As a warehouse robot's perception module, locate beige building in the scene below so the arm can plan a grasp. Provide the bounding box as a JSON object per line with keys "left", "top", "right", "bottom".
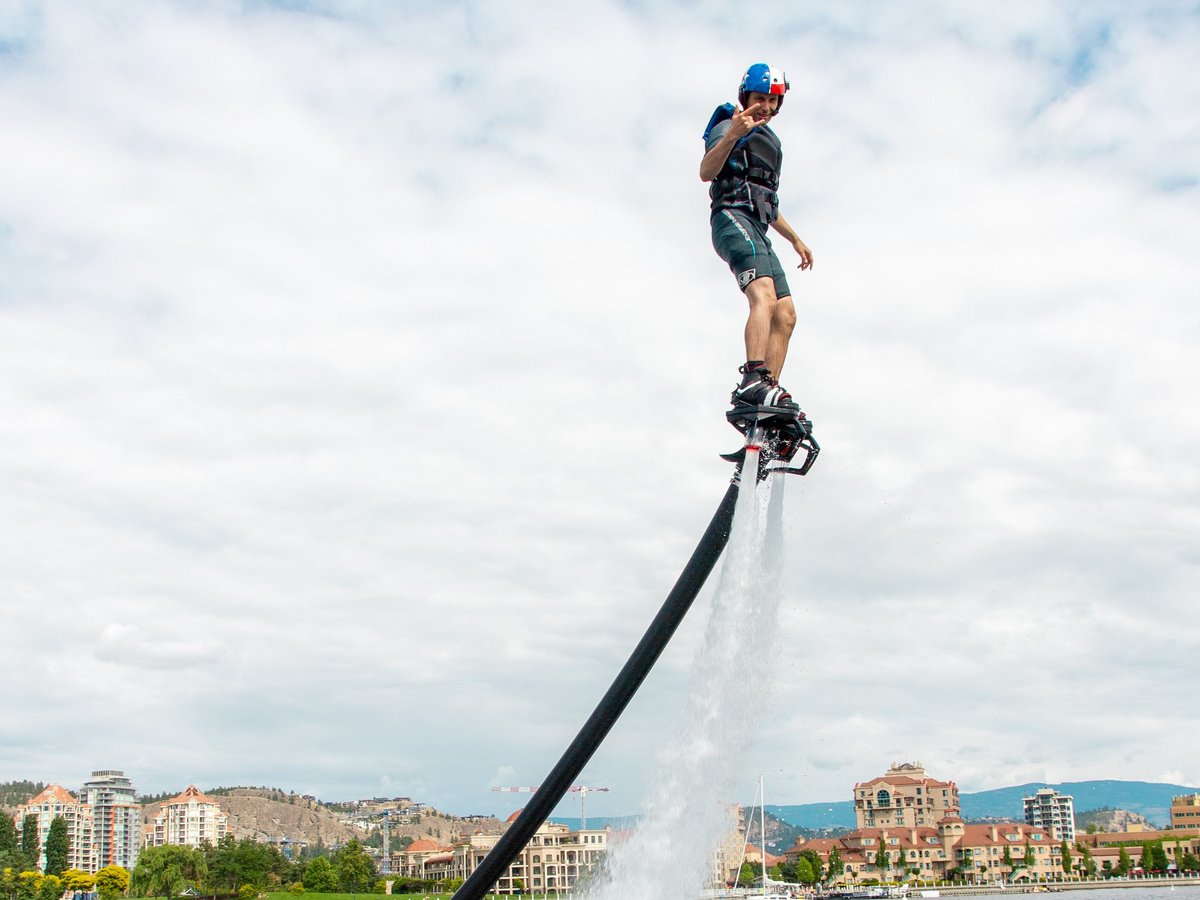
{"left": 853, "top": 762, "right": 960, "bottom": 829}
{"left": 145, "top": 785, "right": 229, "bottom": 849}
{"left": 391, "top": 813, "right": 609, "bottom": 893}
{"left": 788, "top": 819, "right": 1062, "bottom": 883}
{"left": 1171, "top": 794, "right": 1200, "bottom": 832}
{"left": 14, "top": 784, "right": 95, "bottom": 873}
{"left": 1076, "top": 828, "right": 1200, "bottom": 872}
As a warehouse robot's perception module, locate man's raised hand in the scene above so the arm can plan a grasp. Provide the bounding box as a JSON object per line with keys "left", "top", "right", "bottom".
{"left": 730, "top": 102, "right": 765, "bottom": 137}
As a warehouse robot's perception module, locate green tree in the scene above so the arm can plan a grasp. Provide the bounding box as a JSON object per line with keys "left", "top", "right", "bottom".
{"left": 95, "top": 865, "right": 130, "bottom": 900}
{"left": 1151, "top": 844, "right": 1169, "bottom": 872}
{"left": 1002, "top": 845, "right": 1013, "bottom": 877}
{"left": 43, "top": 819, "right": 68, "bottom": 877}
{"left": 827, "top": 847, "right": 844, "bottom": 881}
{"left": 16, "top": 871, "right": 41, "bottom": 900}
{"left": 301, "top": 857, "right": 337, "bottom": 893}
{"left": 799, "top": 849, "right": 823, "bottom": 883}
{"left": 1117, "top": 847, "right": 1131, "bottom": 876}
{"left": 795, "top": 858, "right": 815, "bottom": 885}
{"left": 332, "top": 840, "right": 373, "bottom": 894}
{"left": 207, "top": 833, "right": 239, "bottom": 895}
{"left": 1060, "top": 840, "right": 1072, "bottom": 875}
{"left": 1077, "top": 844, "right": 1095, "bottom": 877}
{"left": 0, "top": 816, "right": 18, "bottom": 854}
{"left": 38, "top": 875, "right": 62, "bottom": 900}
{"left": 874, "top": 845, "right": 888, "bottom": 874}
{"left": 1180, "top": 851, "right": 1200, "bottom": 873}
{"left": 737, "top": 862, "right": 761, "bottom": 888}
{"left": 61, "top": 869, "right": 96, "bottom": 892}
{"left": 1024, "top": 842, "right": 1036, "bottom": 871}
{"left": 229, "top": 839, "right": 276, "bottom": 891}
{"left": 131, "top": 845, "right": 207, "bottom": 900}
{"left": 1140, "top": 841, "right": 1155, "bottom": 872}
{"left": 19, "top": 817, "right": 38, "bottom": 869}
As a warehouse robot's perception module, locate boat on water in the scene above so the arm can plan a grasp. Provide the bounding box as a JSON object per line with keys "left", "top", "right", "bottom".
{"left": 824, "top": 887, "right": 909, "bottom": 900}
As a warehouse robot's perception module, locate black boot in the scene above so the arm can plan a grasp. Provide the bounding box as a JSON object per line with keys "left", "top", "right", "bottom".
{"left": 730, "top": 362, "right": 796, "bottom": 409}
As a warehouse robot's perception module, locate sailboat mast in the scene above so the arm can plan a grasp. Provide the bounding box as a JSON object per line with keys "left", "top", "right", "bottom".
{"left": 760, "top": 775, "right": 768, "bottom": 895}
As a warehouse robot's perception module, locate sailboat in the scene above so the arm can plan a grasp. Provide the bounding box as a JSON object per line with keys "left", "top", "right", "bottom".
{"left": 744, "top": 775, "right": 794, "bottom": 900}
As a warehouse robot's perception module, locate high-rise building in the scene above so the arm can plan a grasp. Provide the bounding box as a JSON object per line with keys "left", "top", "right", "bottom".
{"left": 853, "top": 761, "right": 960, "bottom": 829}
{"left": 1023, "top": 787, "right": 1075, "bottom": 843}
{"left": 15, "top": 784, "right": 95, "bottom": 872}
{"left": 81, "top": 770, "right": 142, "bottom": 871}
{"left": 146, "top": 785, "right": 229, "bottom": 849}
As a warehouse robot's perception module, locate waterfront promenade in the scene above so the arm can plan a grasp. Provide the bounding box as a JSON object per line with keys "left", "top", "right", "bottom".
{"left": 921, "top": 876, "right": 1200, "bottom": 895}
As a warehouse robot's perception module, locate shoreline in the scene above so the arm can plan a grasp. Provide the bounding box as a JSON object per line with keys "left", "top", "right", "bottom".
{"left": 917, "top": 878, "right": 1200, "bottom": 896}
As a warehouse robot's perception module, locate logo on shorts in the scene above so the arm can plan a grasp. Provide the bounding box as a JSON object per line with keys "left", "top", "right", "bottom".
{"left": 738, "top": 269, "right": 757, "bottom": 287}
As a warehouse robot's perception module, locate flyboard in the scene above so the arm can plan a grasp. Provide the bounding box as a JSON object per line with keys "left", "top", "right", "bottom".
{"left": 451, "top": 404, "right": 817, "bottom": 900}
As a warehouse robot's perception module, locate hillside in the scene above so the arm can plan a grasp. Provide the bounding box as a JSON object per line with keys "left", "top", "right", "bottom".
{"left": 1077, "top": 807, "right": 1154, "bottom": 833}
{"left": 143, "top": 788, "right": 501, "bottom": 847}
{"left": 772, "top": 779, "right": 1199, "bottom": 830}
{"left": 143, "top": 789, "right": 359, "bottom": 845}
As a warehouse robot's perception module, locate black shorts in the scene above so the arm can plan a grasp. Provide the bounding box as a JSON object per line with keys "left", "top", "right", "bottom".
{"left": 710, "top": 208, "right": 791, "bottom": 299}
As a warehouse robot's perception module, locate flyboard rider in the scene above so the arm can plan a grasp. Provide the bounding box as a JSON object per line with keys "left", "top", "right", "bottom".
{"left": 701, "top": 63, "right": 814, "bottom": 414}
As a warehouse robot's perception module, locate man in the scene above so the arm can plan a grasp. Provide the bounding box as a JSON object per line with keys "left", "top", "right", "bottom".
{"left": 701, "top": 63, "right": 814, "bottom": 411}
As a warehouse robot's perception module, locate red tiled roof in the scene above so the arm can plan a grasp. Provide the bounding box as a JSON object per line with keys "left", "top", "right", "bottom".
{"left": 406, "top": 839, "right": 450, "bottom": 853}
{"left": 28, "top": 785, "right": 79, "bottom": 806}
{"left": 166, "top": 785, "right": 219, "bottom": 806}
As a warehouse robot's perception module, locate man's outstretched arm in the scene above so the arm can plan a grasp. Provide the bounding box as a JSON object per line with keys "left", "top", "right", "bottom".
{"left": 770, "top": 212, "right": 814, "bottom": 270}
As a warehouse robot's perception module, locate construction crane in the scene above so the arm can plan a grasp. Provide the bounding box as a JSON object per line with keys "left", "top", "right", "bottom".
{"left": 491, "top": 785, "right": 610, "bottom": 831}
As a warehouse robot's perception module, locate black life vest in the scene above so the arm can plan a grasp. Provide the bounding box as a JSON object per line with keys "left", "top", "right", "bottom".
{"left": 704, "top": 108, "right": 782, "bottom": 225}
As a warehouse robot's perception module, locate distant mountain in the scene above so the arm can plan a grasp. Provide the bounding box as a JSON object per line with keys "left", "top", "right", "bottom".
{"left": 771, "top": 780, "right": 1200, "bottom": 830}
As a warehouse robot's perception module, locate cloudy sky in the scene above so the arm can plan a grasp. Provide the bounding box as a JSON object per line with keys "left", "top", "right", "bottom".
{"left": 2, "top": 0, "right": 1198, "bottom": 822}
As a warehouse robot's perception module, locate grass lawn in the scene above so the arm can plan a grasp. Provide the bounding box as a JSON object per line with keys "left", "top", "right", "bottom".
{"left": 261, "top": 894, "right": 509, "bottom": 900}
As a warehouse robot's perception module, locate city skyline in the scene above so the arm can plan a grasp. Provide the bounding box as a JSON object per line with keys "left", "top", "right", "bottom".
{"left": 8, "top": 770, "right": 1197, "bottom": 825}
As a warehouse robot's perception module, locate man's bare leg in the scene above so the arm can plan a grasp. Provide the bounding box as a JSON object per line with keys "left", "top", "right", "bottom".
{"left": 765, "top": 294, "right": 797, "bottom": 379}
{"left": 743, "top": 277, "right": 778, "bottom": 363}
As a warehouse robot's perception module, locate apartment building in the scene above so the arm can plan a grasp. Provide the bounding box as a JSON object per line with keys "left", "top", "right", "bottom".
{"left": 854, "top": 762, "right": 960, "bottom": 829}
{"left": 1171, "top": 794, "right": 1200, "bottom": 832}
{"left": 392, "top": 815, "right": 609, "bottom": 893}
{"left": 81, "top": 770, "right": 141, "bottom": 871}
{"left": 1023, "top": 788, "right": 1076, "bottom": 843}
{"left": 14, "top": 784, "right": 95, "bottom": 872}
{"left": 788, "top": 819, "right": 1061, "bottom": 883}
{"left": 145, "top": 785, "right": 229, "bottom": 849}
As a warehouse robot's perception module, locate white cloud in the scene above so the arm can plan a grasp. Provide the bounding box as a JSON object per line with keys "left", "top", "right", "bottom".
{"left": 1, "top": 0, "right": 1197, "bottom": 819}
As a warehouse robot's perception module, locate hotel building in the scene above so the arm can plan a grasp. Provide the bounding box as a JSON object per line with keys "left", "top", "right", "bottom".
{"left": 791, "top": 763, "right": 1068, "bottom": 884}
{"left": 145, "top": 785, "right": 229, "bottom": 849}
{"left": 391, "top": 815, "right": 609, "bottom": 893}
{"left": 854, "top": 762, "right": 960, "bottom": 829}
{"left": 14, "top": 785, "right": 95, "bottom": 872}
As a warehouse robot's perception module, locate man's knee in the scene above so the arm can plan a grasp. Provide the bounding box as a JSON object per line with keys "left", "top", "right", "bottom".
{"left": 745, "top": 277, "right": 778, "bottom": 308}
{"left": 773, "top": 296, "right": 797, "bottom": 332}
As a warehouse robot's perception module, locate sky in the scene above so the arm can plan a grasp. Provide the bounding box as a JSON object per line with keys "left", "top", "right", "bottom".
{"left": 2, "top": 0, "right": 1198, "bottom": 823}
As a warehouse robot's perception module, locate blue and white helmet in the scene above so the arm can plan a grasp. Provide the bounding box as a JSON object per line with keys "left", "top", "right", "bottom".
{"left": 738, "top": 62, "right": 789, "bottom": 111}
